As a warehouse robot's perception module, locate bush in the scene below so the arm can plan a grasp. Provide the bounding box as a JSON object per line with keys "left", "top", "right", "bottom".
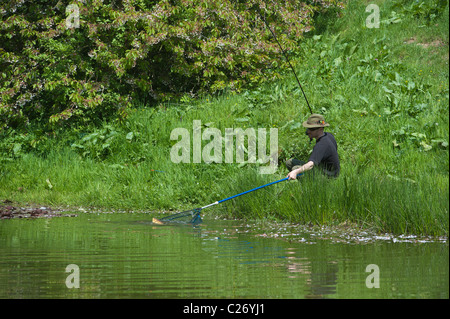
{"left": 0, "top": 0, "right": 344, "bottom": 131}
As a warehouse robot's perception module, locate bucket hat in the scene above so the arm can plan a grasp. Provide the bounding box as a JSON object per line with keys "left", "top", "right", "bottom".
{"left": 302, "top": 114, "right": 330, "bottom": 128}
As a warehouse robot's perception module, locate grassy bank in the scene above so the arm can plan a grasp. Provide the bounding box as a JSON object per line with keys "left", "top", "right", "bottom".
{"left": 1, "top": 0, "right": 448, "bottom": 236}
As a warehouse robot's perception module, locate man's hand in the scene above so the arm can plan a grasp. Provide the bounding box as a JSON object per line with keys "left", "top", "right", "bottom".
{"left": 287, "top": 161, "right": 314, "bottom": 180}
{"left": 287, "top": 169, "right": 300, "bottom": 180}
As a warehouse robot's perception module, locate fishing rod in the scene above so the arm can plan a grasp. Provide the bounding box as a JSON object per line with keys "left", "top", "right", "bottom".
{"left": 257, "top": 8, "right": 313, "bottom": 115}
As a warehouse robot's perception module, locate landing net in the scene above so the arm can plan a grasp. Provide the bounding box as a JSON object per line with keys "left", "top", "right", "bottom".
{"left": 155, "top": 208, "right": 202, "bottom": 224}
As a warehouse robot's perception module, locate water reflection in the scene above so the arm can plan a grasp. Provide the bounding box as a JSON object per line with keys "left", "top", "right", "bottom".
{"left": 284, "top": 248, "right": 338, "bottom": 298}
{"left": 0, "top": 213, "right": 448, "bottom": 299}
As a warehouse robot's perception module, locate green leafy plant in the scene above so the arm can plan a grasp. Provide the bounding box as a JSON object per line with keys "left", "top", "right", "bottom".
{"left": 71, "top": 125, "right": 119, "bottom": 160}
{"left": 394, "top": 0, "right": 448, "bottom": 23}
{"left": 0, "top": 0, "right": 343, "bottom": 131}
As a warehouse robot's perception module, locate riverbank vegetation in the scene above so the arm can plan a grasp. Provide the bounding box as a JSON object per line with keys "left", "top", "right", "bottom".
{"left": 1, "top": 0, "right": 448, "bottom": 236}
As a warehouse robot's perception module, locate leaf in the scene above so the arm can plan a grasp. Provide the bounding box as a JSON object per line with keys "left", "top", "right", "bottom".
{"left": 431, "top": 139, "right": 449, "bottom": 149}
{"left": 410, "top": 132, "right": 426, "bottom": 139}
{"left": 333, "top": 56, "right": 343, "bottom": 67}
{"left": 348, "top": 44, "right": 358, "bottom": 55}
{"left": 289, "top": 122, "right": 302, "bottom": 130}
{"left": 13, "top": 143, "right": 22, "bottom": 155}
{"left": 46, "top": 178, "right": 53, "bottom": 190}
{"left": 352, "top": 108, "right": 368, "bottom": 115}
{"left": 237, "top": 162, "right": 247, "bottom": 168}
{"left": 109, "top": 164, "right": 125, "bottom": 169}
{"left": 70, "top": 143, "right": 85, "bottom": 149}
{"left": 334, "top": 95, "right": 346, "bottom": 103}
{"left": 82, "top": 132, "right": 99, "bottom": 142}
{"left": 374, "top": 71, "right": 382, "bottom": 82}
{"left": 393, "top": 72, "right": 403, "bottom": 85}
{"left": 392, "top": 140, "right": 400, "bottom": 148}
{"left": 387, "top": 174, "right": 416, "bottom": 183}
{"left": 359, "top": 95, "right": 369, "bottom": 104}
{"left": 420, "top": 141, "right": 432, "bottom": 151}
{"left": 232, "top": 107, "right": 249, "bottom": 117}
{"left": 386, "top": 174, "right": 401, "bottom": 181}
{"left": 126, "top": 132, "right": 134, "bottom": 141}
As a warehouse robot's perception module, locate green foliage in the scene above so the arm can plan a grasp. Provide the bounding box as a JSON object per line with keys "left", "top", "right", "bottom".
{"left": 0, "top": 0, "right": 448, "bottom": 236}
{"left": 0, "top": 129, "right": 49, "bottom": 162}
{"left": 0, "top": 0, "right": 343, "bottom": 131}
{"left": 393, "top": 0, "right": 448, "bottom": 23}
{"left": 71, "top": 125, "right": 120, "bottom": 160}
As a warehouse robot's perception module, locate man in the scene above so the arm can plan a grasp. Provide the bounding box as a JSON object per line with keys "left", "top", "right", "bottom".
{"left": 286, "top": 114, "right": 340, "bottom": 179}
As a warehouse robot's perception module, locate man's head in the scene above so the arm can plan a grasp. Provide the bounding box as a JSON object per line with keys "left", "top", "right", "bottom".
{"left": 302, "top": 114, "right": 329, "bottom": 140}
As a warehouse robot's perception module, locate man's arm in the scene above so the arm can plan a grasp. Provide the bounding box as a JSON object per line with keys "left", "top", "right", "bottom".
{"left": 287, "top": 160, "right": 314, "bottom": 180}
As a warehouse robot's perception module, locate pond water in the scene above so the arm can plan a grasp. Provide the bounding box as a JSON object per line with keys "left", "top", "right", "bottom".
{"left": 0, "top": 212, "right": 448, "bottom": 299}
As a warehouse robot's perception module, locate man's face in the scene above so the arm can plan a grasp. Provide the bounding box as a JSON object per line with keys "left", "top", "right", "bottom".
{"left": 306, "top": 127, "right": 322, "bottom": 140}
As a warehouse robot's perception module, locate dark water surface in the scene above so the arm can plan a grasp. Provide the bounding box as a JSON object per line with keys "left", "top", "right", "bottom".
{"left": 0, "top": 212, "right": 448, "bottom": 298}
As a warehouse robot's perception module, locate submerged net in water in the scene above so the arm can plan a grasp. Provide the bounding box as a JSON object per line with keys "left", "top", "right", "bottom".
{"left": 152, "top": 208, "right": 202, "bottom": 225}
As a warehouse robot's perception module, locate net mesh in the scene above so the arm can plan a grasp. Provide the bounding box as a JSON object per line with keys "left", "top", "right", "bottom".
{"left": 156, "top": 208, "right": 202, "bottom": 224}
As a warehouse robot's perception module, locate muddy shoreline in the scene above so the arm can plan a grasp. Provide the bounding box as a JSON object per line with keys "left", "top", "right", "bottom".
{"left": 1, "top": 199, "right": 448, "bottom": 243}
{"left": 1, "top": 200, "right": 77, "bottom": 219}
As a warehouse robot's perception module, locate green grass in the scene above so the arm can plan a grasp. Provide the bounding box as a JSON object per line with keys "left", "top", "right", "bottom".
{"left": 0, "top": 0, "right": 448, "bottom": 236}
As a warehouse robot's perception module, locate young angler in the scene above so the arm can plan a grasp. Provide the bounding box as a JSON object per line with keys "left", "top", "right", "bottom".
{"left": 286, "top": 114, "right": 340, "bottom": 179}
